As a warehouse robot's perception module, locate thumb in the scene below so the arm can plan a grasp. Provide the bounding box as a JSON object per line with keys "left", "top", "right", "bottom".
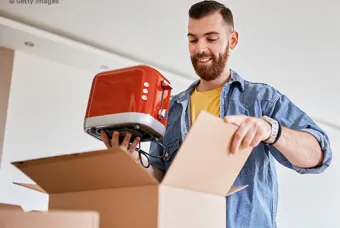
{"left": 223, "top": 115, "right": 245, "bottom": 126}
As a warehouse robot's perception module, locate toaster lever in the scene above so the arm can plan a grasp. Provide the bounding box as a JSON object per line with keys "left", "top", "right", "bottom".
{"left": 159, "top": 109, "right": 167, "bottom": 119}
{"left": 158, "top": 80, "right": 172, "bottom": 120}
{"left": 161, "top": 80, "right": 172, "bottom": 90}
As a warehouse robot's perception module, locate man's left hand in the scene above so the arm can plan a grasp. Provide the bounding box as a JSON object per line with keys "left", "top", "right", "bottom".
{"left": 224, "top": 115, "right": 272, "bottom": 154}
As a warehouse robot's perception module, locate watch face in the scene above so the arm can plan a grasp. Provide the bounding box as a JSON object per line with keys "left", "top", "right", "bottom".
{"left": 262, "top": 116, "right": 273, "bottom": 124}
{"left": 264, "top": 116, "right": 277, "bottom": 125}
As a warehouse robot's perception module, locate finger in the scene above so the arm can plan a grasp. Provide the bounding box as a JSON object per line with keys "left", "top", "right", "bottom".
{"left": 224, "top": 115, "right": 246, "bottom": 126}
{"left": 250, "top": 131, "right": 263, "bottom": 148}
{"left": 100, "top": 130, "right": 111, "bottom": 148}
{"left": 111, "top": 131, "right": 119, "bottom": 147}
{"left": 231, "top": 121, "right": 252, "bottom": 154}
{"left": 129, "top": 137, "right": 141, "bottom": 162}
{"left": 120, "top": 132, "right": 132, "bottom": 150}
{"left": 129, "top": 137, "right": 141, "bottom": 153}
{"left": 130, "top": 148, "right": 141, "bottom": 162}
{"left": 242, "top": 125, "right": 256, "bottom": 148}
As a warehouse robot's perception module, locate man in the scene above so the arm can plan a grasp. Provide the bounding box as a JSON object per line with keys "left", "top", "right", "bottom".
{"left": 101, "top": 1, "right": 332, "bottom": 227}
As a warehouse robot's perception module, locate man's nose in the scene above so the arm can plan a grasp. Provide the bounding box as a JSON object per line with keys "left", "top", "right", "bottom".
{"left": 195, "top": 40, "right": 208, "bottom": 53}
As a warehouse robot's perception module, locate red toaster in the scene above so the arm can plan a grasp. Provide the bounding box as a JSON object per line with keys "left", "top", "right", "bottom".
{"left": 84, "top": 65, "right": 173, "bottom": 145}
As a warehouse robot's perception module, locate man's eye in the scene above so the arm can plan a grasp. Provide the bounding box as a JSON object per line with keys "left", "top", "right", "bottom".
{"left": 189, "top": 40, "right": 198, "bottom": 43}
{"left": 208, "top": 38, "right": 217, "bottom": 42}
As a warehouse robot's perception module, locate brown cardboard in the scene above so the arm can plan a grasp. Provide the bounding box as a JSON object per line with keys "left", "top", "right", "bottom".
{"left": 0, "top": 203, "right": 22, "bottom": 210}
{"left": 13, "top": 182, "right": 47, "bottom": 193}
{"left": 0, "top": 47, "right": 14, "bottom": 168}
{"left": 0, "top": 209, "right": 100, "bottom": 228}
{"left": 12, "top": 148, "right": 157, "bottom": 194}
{"left": 12, "top": 111, "right": 253, "bottom": 228}
{"left": 162, "top": 111, "right": 250, "bottom": 196}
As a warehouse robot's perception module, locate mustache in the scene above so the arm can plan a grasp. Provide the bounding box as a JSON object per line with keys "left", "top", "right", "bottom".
{"left": 194, "top": 53, "right": 212, "bottom": 59}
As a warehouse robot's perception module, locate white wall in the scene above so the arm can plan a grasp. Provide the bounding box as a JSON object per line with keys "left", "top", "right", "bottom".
{"left": 0, "top": 51, "right": 103, "bottom": 211}
{"left": 0, "top": 51, "right": 339, "bottom": 227}
{"left": 0, "top": 50, "right": 191, "bottom": 211}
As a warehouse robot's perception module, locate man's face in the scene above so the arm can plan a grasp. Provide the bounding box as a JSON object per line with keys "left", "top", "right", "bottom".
{"left": 188, "top": 12, "right": 232, "bottom": 81}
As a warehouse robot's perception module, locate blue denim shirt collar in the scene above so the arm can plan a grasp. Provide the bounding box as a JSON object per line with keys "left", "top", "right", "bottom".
{"left": 171, "top": 69, "right": 245, "bottom": 103}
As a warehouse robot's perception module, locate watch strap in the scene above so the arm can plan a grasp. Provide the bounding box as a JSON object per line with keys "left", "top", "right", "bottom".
{"left": 270, "top": 121, "right": 282, "bottom": 145}
{"left": 261, "top": 116, "right": 279, "bottom": 144}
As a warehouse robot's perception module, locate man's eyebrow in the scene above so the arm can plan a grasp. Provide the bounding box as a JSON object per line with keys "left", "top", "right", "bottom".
{"left": 204, "top": 31, "right": 220, "bottom": 36}
{"left": 187, "top": 31, "right": 220, "bottom": 37}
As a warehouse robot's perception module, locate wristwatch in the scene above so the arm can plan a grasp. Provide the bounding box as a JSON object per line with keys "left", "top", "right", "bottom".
{"left": 261, "top": 116, "right": 280, "bottom": 144}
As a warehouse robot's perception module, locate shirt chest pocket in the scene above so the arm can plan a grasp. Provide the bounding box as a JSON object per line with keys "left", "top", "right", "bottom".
{"left": 237, "top": 146, "right": 268, "bottom": 178}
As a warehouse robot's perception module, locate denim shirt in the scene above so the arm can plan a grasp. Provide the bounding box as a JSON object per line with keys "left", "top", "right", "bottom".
{"left": 149, "top": 69, "right": 332, "bottom": 228}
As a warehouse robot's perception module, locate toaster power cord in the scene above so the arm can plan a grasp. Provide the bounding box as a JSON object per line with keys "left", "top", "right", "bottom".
{"left": 135, "top": 140, "right": 166, "bottom": 168}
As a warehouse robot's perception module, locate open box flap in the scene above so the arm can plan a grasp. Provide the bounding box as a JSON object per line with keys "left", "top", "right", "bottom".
{"left": 162, "top": 111, "right": 252, "bottom": 196}
{"left": 13, "top": 182, "right": 47, "bottom": 194}
{"left": 227, "top": 185, "right": 248, "bottom": 196}
{"left": 11, "top": 147, "right": 158, "bottom": 194}
{"left": 0, "top": 203, "right": 23, "bottom": 210}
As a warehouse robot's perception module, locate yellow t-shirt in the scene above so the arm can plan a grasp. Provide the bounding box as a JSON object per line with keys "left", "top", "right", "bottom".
{"left": 190, "top": 86, "right": 223, "bottom": 124}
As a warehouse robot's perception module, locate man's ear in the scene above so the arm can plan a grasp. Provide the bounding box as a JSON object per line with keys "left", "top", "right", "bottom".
{"left": 229, "top": 30, "right": 239, "bottom": 50}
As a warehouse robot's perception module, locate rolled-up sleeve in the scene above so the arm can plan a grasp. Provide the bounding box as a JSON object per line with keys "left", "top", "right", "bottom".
{"left": 265, "top": 89, "right": 332, "bottom": 174}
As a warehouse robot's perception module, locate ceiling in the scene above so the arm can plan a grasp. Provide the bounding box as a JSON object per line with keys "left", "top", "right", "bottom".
{"left": 0, "top": 0, "right": 339, "bottom": 128}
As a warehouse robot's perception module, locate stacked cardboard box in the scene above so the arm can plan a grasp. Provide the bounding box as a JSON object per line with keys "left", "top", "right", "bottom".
{"left": 0, "top": 206, "right": 99, "bottom": 228}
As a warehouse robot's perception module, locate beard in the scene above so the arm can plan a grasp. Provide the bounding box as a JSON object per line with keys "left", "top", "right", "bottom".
{"left": 190, "top": 44, "right": 230, "bottom": 81}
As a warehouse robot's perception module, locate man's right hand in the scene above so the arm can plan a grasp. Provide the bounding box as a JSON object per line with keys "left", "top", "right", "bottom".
{"left": 100, "top": 130, "right": 165, "bottom": 182}
{"left": 100, "top": 130, "right": 141, "bottom": 162}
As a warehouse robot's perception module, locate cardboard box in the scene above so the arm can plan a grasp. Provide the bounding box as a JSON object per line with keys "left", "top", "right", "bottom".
{"left": 0, "top": 209, "right": 100, "bottom": 228}
{"left": 12, "top": 111, "right": 252, "bottom": 228}
{"left": 0, "top": 203, "right": 22, "bottom": 210}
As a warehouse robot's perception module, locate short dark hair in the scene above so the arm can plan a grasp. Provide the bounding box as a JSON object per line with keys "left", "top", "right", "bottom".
{"left": 188, "top": 1, "right": 234, "bottom": 31}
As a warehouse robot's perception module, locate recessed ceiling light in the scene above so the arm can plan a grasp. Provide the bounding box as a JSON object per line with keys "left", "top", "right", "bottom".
{"left": 100, "top": 65, "right": 109, "bottom": 70}
{"left": 24, "top": 41, "right": 34, "bottom": 47}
